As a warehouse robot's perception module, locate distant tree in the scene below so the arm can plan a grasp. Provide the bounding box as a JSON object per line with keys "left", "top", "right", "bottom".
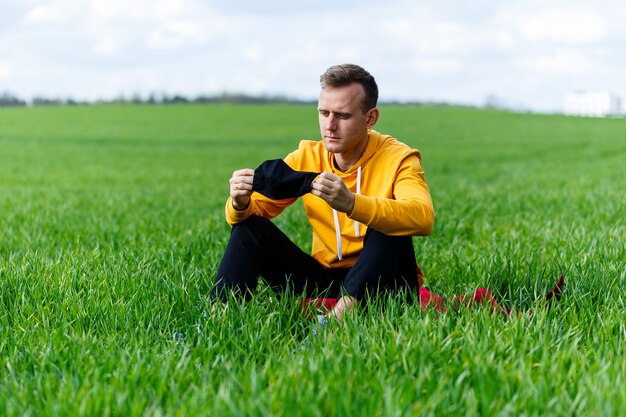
{"left": 64, "top": 98, "right": 88, "bottom": 106}
{"left": 0, "top": 91, "right": 26, "bottom": 107}
{"left": 32, "top": 97, "right": 63, "bottom": 106}
{"left": 162, "top": 94, "right": 189, "bottom": 104}
{"left": 131, "top": 92, "right": 143, "bottom": 104}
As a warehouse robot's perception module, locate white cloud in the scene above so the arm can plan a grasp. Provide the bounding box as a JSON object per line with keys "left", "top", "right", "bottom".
{"left": 148, "top": 19, "right": 210, "bottom": 50}
{"left": 518, "top": 8, "right": 607, "bottom": 44}
{"left": 519, "top": 49, "right": 595, "bottom": 76}
{"left": 86, "top": 0, "right": 186, "bottom": 21}
{"left": 232, "top": 72, "right": 269, "bottom": 94}
{"left": 103, "top": 68, "right": 163, "bottom": 93}
{"left": 22, "top": 4, "right": 63, "bottom": 24}
{"left": 411, "top": 58, "right": 459, "bottom": 75}
{"left": 0, "top": 62, "right": 12, "bottom": 80}
{"left": 243, "top": 46, "right": 263, "bottom": 62}
{"left": 494, "top": 31, "right": 514, "bottom": 49}
{"left": 92, "top": 35, "right": 123, "bottom": 56}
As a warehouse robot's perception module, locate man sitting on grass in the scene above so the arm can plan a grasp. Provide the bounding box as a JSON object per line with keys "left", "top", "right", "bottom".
{"left": 211, "top": 64, "right": 435, "bottom": 320}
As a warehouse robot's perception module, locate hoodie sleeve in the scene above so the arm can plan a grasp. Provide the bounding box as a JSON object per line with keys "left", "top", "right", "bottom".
{"left": 224, "top": 194, "right": 297, "bottom": 226}
{"left": 348, "top": 153, "right": 434, "bottom": 236}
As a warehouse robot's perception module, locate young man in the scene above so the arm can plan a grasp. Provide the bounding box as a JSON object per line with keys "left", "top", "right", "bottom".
{"left": 212, "top": 64, "right": 434, "bottom": 320}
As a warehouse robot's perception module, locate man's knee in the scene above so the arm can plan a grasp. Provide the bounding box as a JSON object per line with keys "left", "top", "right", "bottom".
{"left": 229, "top": 215, "right": 275, "bottom": 241}
{"left": 355, "top": 228, "right": 418, "bottom": 284}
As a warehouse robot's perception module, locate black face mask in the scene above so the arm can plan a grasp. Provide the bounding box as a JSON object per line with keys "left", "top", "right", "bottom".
{"left": 252, "top": 159, "right": 319, "bottom": 199}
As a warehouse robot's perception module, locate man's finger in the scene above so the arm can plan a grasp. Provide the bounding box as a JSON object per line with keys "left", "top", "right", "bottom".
{"left": 231, "top": 177, "right": 253, "bottom": 185}
{"left": 312, "top": 176, "right": 337, "bottom": 190}
{"left": 311, "top": 180, "right": 333, "bottom": 196}
{"left": 233, "top": 168, "right": 254, "bottom": 177}
{"left": 231, "top": 181, "right": 253, "bottom": 191}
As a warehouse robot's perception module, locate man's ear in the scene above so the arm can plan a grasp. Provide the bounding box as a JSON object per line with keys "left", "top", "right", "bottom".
{"left": 365, "top": 108, "right": 379, "bottom": 128}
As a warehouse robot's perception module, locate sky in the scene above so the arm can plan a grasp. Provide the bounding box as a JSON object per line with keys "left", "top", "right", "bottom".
{"left": 1, "top": 0, "right": 625, "bottom": 112}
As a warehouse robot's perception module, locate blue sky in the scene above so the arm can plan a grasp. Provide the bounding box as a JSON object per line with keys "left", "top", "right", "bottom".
{"left": 1, "top": 0, "right": 625, "bottom": 111}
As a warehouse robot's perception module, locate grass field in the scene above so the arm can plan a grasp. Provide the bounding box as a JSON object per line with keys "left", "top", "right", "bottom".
{"left": 0, "top": 104, "right": 624, "bottom": 416}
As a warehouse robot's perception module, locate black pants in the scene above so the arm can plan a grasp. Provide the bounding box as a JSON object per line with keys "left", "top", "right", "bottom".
{"left": 211, "top": 215, "right": 419, "bottom": 302}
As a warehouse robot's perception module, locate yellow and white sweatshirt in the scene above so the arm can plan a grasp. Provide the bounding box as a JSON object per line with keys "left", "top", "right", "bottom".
{"left": 225, "top": 129, "right": 434, "bottom": 272}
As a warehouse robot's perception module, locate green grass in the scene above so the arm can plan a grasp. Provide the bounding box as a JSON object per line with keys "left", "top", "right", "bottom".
{"left": 0, "top": 104, "right": 624, "bottom": 416}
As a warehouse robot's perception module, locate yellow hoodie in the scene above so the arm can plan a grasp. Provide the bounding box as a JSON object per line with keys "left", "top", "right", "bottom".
{"left": 225, "top": 129, "right": 434, "bottom": 273}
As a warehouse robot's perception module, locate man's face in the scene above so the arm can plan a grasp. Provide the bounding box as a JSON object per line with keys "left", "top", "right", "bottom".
{"left": 318, "top": 83, "right": 374, "bottom": 158}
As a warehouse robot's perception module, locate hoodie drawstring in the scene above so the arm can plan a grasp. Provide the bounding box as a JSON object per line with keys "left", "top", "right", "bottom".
{"left": 354, "top": 166, "right": 361, "bottom": 237}
{"left": 333, "top": 165, "right": 362, "bottom": 261}
{"left": 332, "top": 209, "right": 342, "bottom": 261}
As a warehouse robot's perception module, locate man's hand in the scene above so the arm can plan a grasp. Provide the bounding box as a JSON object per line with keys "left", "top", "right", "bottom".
{"left": 229, "top": 168, "right": 254, "bottom": 210}
{"left": 310, "top": 172, "right": 355, "bottom": 213}
{"left": 330, "top": 295, "right": 357, "bottom": 321}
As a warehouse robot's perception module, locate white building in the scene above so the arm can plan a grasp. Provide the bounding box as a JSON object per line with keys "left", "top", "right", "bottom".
{"left": 563, "top": 91, "right": 622, "bottom": 117}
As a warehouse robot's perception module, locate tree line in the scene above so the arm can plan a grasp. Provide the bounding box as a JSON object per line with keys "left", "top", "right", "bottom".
{"left": 0, "top": 90, "right": 476, "bottom": 110}
{"left": 0, "top": 91, "right": 317, "bottom": 107}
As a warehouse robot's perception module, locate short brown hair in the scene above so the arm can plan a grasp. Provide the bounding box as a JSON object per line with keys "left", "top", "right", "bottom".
{"left": 320, "top": 64, "right": 378, "bottom": 113}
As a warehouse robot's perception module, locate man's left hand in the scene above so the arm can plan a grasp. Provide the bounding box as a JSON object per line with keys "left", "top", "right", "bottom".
{"left": 311, "top": 172, "right": 355, "bottom": 213}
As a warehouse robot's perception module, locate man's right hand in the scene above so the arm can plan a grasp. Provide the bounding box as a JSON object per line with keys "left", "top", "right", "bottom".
{"left": 229, "top": 168, "right": 254, "bottom": 210}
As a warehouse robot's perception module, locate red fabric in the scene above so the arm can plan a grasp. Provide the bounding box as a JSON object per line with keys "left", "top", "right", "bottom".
{"left": 545, "top": 275, "right": 565, "bottom": 302}
{"left": 301, "top": 297, "right": 337, "bottom": 317}
{"left": 451, "top": 288, "right": 511, "bottom": 317}
{"left": 419, "top": 287, "right": 447, "bottom": 313}
{"left": 302, "top": 275, "right": 564, "bottom": 317}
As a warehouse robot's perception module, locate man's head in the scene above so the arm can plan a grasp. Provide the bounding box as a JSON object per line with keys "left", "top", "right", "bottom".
{"left": 318, "top": 64, "right": 379, "bottom": 170}
{"left": 320, "top": 64, "right": 378, "bottom": 114}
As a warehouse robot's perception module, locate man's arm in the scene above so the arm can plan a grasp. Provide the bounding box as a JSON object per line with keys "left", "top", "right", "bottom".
{"left": 310, "top": 154, "right": 434, "bottom": 235}
{"left": 349, "top": 154, "right": 434, "bottom": 236}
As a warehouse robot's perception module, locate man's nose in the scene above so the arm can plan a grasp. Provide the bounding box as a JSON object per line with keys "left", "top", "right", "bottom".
{"left": 326, "top": 115, "right": 337, "bottom": 130}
